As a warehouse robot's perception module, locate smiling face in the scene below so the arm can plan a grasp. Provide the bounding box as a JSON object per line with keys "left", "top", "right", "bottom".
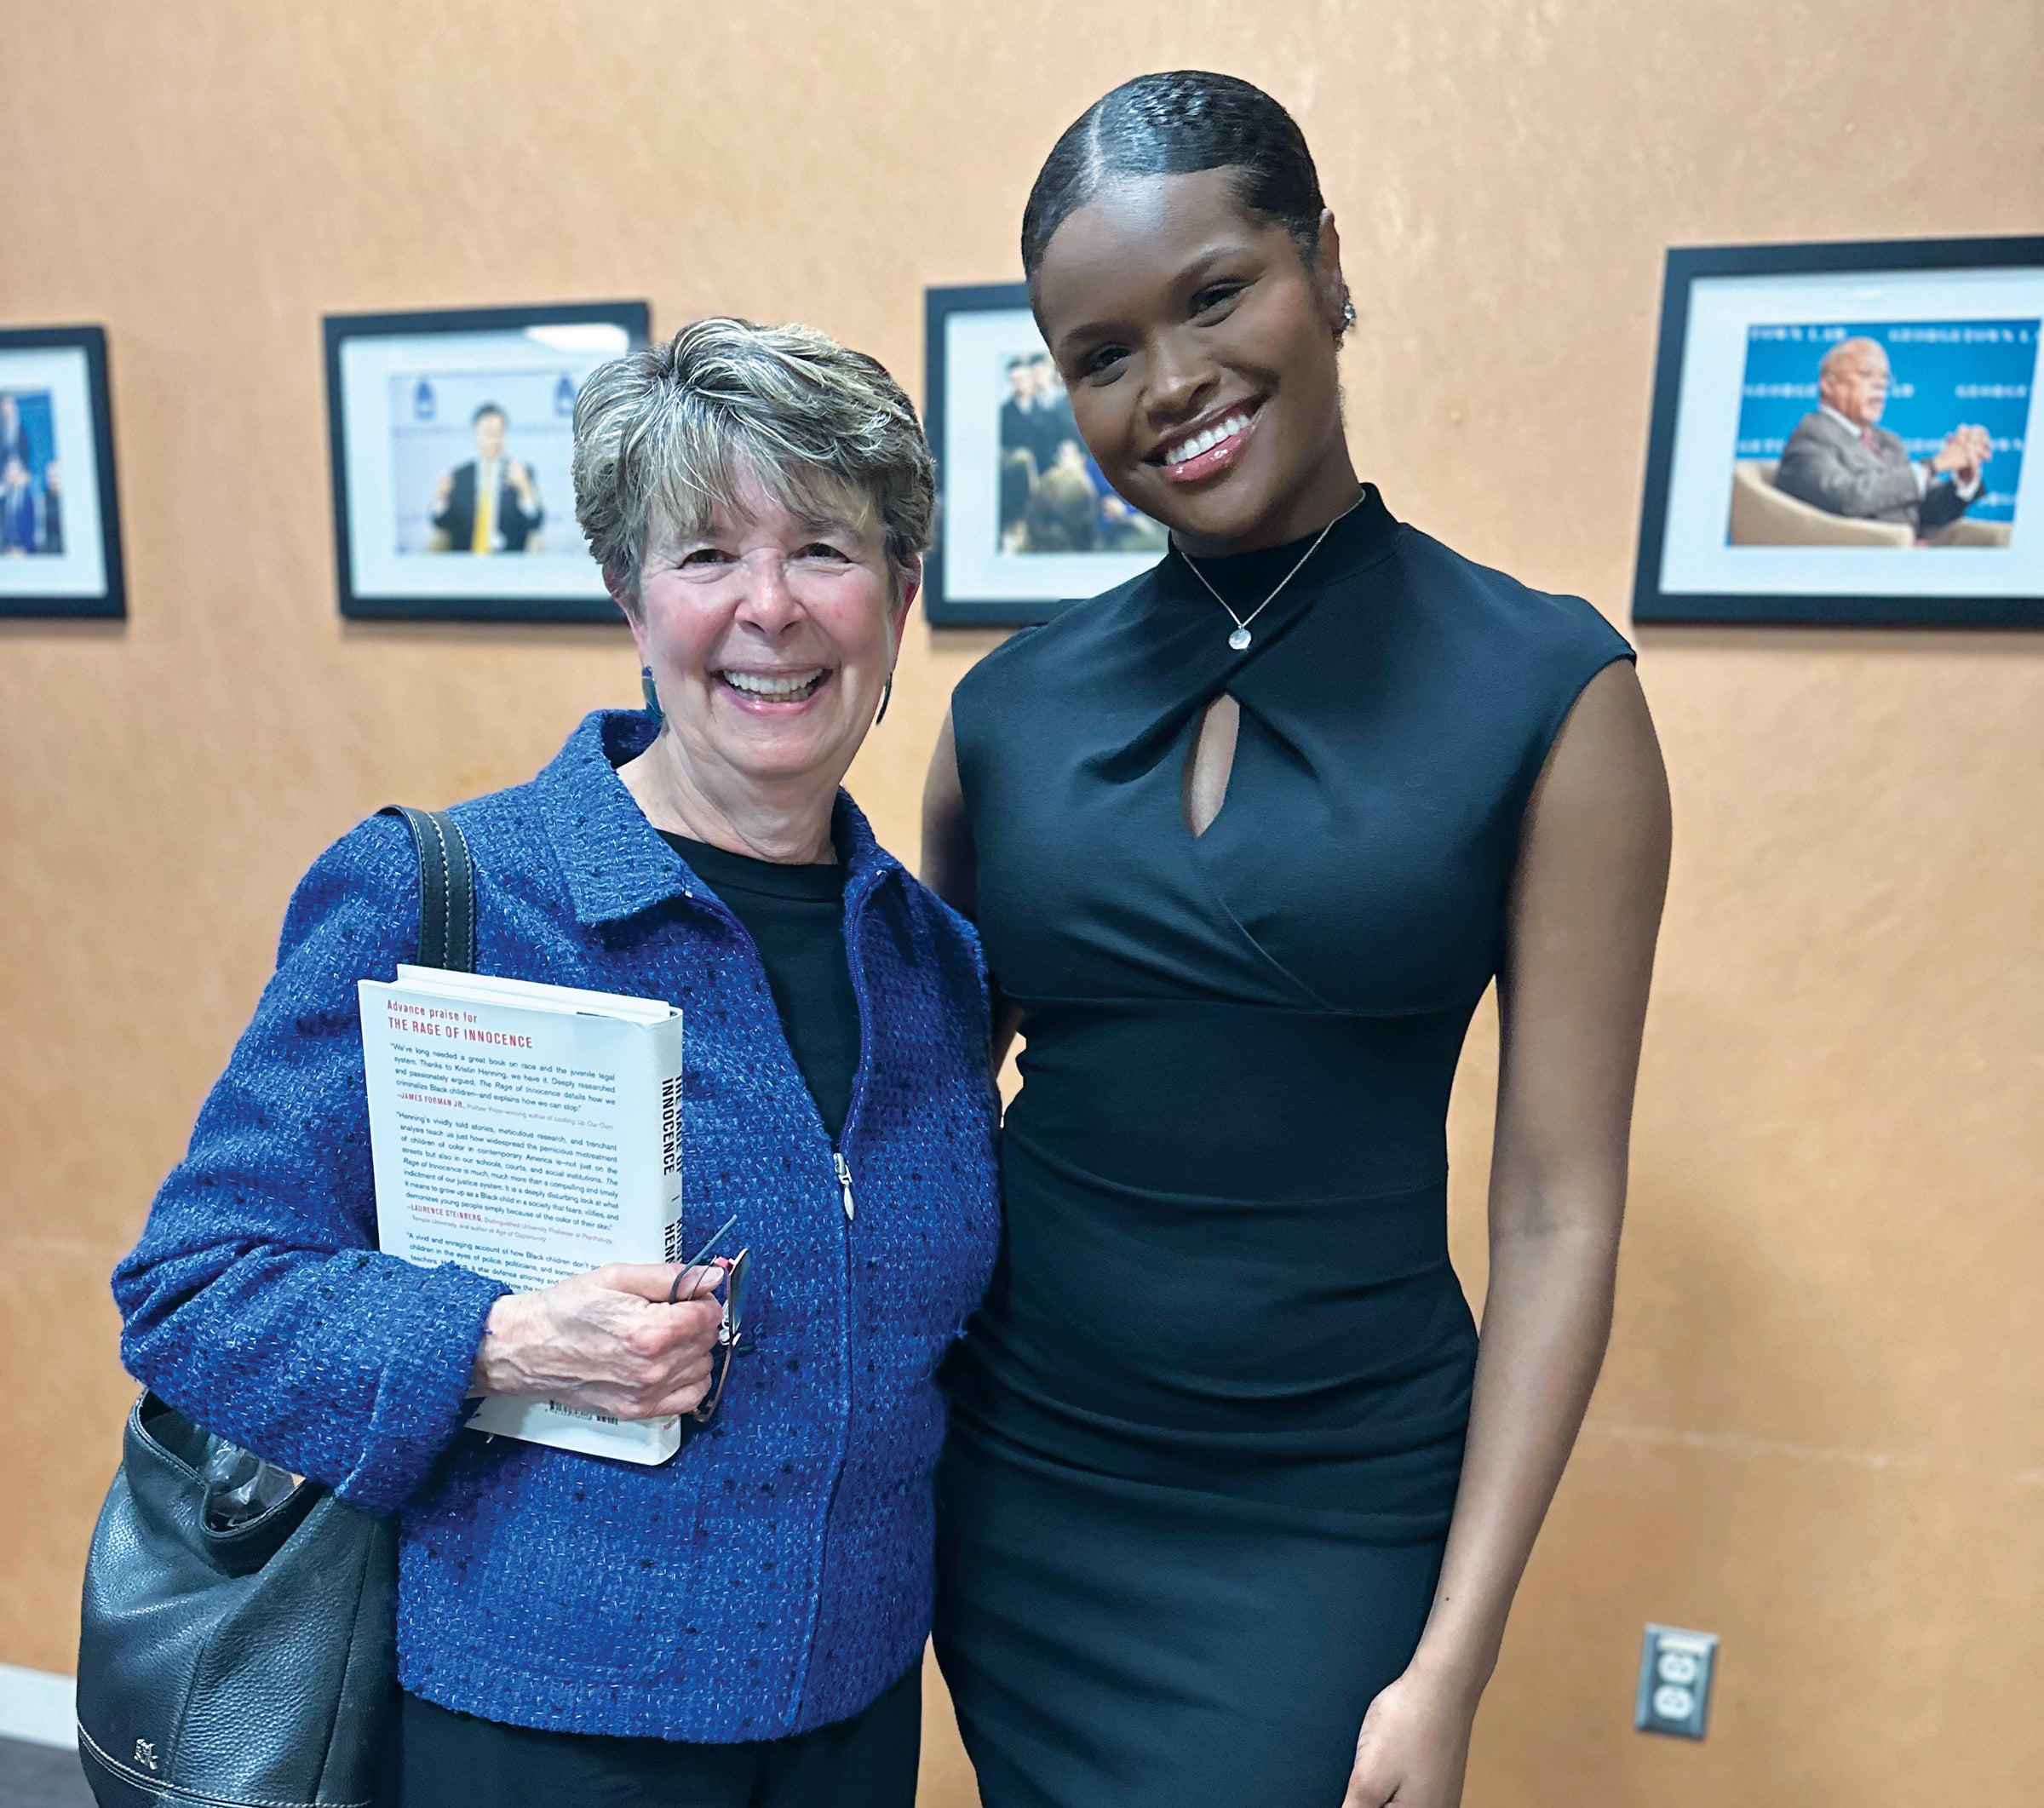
{"left": 1031, "top": 168, "right": 1356, "bottom": 555}
{"left": 625, "top": 468, "right": 912, "bottom": 812}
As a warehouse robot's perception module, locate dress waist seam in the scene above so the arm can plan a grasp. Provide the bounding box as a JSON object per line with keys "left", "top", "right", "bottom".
{"left": 1007, "top": 989, "right": 1486, "bottom": 1024}
{"left": 1003, "top": 1127, "right": 1450, "bottom": 1208}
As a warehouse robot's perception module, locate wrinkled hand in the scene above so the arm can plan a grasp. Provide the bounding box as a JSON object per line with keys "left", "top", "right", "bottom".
{"left": 1340, "top": 1667, "right": 1477, "bottom": 1808}
{"left": 471, "top": 1263, "right": 725, "bottom": 1420}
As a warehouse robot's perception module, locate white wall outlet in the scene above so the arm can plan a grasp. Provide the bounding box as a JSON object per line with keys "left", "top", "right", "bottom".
{"left": 1634, "top": 1624, "right": 1718, "bottom": 1738}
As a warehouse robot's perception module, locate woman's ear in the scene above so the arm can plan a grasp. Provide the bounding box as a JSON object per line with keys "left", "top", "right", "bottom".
{"left": 890, "top": 553, "right": 922, "bottom": 645}
{"left": 605, "top": 566, "right": 650, "bottom": 660}
{"left": 1314, "top": 209, "right": 1348, "bottom": 331}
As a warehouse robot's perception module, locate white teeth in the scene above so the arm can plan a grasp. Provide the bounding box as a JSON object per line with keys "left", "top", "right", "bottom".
{"left": 722, "top": 668, "right": 824, "bottom": 698}
{"left": 1163, "top": 412, "right": 1250, "bottom": 467}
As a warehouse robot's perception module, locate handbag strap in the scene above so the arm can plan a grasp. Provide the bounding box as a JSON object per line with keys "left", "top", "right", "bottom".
{"left": 376, "top": 805, "right": 477, "bottom": 974}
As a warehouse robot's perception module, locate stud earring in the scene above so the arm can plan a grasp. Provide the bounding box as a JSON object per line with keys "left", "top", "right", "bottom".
{"left": 640, "top": 666, "right": 662, "bottom": 723}
{"left": 1340, "top": 296, "right": 1358, "bottom": 336}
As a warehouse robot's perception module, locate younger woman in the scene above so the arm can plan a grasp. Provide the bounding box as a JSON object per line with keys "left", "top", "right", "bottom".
{"left": 925, "top": 72, "right": 1671, "bottom": 1808}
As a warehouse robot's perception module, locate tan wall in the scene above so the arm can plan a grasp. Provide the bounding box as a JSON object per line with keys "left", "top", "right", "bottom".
{"left": 3, "top": 3, "right": 2039, "bottom": 1802}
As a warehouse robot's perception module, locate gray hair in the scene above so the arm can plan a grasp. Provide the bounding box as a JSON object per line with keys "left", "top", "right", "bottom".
{"left": 571, "top": 317, "right": 934, "bottom": 607}
{"left": 1818, "top": 336, "right": 1887, "bottom": 381}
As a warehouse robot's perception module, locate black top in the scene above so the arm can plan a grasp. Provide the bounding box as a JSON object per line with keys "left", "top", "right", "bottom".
{"left": 945, "top": 485, "right": 1634, "bottom": 1541}
{"left": 660, "top": 832, "right": 859, "bottom": 1145}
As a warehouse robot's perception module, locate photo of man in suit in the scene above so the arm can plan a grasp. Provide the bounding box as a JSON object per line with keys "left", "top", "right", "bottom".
{"left": 0, "top": 390, "right": 63, "bottom": 556}
{"left": 430, "top": 402, "right": 543, "bottom": 554}
{"left": 1771, "top": 337, "right": 1989, "bottom": 536}
{"left": 0, "top": 393, "right": 30, "bottom": 474}
{"left": 1, "top": 453, "right": 49, "bottom": 555}
{"left": 997, "top": 356, "right": 1038, "bottom": 537}
{"left": 38, "top": 458, "right": 62, "bottom": 556}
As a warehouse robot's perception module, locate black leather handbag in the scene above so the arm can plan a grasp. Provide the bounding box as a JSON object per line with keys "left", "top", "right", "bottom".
{"left": 77, "top": 805, "right": 476, "bottom": 1808}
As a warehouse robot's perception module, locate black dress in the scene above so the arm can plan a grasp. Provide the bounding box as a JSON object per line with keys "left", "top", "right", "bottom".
{"left": 933, "top": 489, "right": 1632, "bottom": 1807}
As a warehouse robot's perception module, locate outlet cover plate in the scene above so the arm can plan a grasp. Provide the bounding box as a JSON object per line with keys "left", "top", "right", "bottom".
{"left": 1635, "top": 1624, "right": 1718, "bottom": 1738}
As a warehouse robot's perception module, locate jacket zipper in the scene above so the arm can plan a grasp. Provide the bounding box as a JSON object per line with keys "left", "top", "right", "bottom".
{"left": 786, "top": 861, "right": 882, "bottom": 1726}
{"left": 666, "top": 847, "right": 891, "bottom": 1734}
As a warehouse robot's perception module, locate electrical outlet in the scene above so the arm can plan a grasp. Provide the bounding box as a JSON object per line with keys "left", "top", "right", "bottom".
{"left": 1634, "top": 1624, "right": 1718, "bottom": 1739}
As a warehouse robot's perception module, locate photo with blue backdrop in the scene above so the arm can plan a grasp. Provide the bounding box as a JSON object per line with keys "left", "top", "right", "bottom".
{"left": 0, "top": 388, "right": 63, "bottom": 558}
{"left": 1734, "top": 319, "right": 2035, "bottom": 529}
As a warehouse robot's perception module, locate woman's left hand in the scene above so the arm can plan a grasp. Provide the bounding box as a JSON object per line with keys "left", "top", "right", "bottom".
{"left": 1339, "top": 1665, "right": 1477, "bottom": 1807}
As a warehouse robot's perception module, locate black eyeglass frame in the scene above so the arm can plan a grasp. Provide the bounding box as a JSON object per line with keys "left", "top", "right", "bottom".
{"left": 689, "top": 1248, "right": 752, "bottom": 1423}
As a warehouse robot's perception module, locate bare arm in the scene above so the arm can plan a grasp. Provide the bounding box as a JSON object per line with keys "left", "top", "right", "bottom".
{"left": 1344, "top": 658, "right": 1672, "bottom": 1807}
{"left": 923, "top": 708, "right": 1023, "bottom": 1072}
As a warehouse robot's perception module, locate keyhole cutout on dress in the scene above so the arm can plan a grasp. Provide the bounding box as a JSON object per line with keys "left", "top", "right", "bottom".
{"left": 1183, "top": 694, "right": 1241, "bottom": 838}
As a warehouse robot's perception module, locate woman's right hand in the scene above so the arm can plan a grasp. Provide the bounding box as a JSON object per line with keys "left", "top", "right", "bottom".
{"left": 469, "top": 1264, "right": 726, "bottom": 1421}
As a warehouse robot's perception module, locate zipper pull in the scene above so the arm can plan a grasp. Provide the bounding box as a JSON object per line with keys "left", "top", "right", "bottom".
{"left": 833, "top": 1151, "right": 855, "bottom": 1221}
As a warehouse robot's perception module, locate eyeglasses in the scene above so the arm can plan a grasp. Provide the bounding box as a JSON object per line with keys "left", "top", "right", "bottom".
{"left": 691, "top": 1248, "right": 752, "bottom": 1424}
{"left": 668, "top": 1217, "right": 752, "bottom": 1424}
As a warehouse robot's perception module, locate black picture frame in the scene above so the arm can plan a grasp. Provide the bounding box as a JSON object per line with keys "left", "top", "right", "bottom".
{"left": 323, "top": 301, "right": 650, "bottom": 623}
{"left": 1633, "top": 235, "right": 2044, "bottom": 628}
{"left": 0, "top": 324, "right": 125, "bottom": 619}
{"left": 923, "top": 282, "right": 1168, "bottom": 627}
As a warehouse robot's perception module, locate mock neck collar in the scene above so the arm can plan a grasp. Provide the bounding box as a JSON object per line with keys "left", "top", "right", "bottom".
{"left": 1161, "top": 483, "right": 1400, "bottom": 609}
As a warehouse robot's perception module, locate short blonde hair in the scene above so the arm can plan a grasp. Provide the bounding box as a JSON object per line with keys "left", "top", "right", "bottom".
{"left": 571, "top": 318, "right": 934, "bottom": 608}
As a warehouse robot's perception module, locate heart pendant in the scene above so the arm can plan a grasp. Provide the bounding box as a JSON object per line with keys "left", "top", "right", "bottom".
{"left": 1227, "top": 626, "right": 1252, "bottom": 651}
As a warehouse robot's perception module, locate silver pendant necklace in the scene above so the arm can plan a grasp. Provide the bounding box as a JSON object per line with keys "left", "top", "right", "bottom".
{"left": 1180, "top": 492, "right": 1364, "bottom": 651}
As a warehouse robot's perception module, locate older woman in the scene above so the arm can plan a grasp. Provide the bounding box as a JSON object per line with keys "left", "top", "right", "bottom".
{"left": 114, "top": 318, "right": 1001, "bottom": 1808}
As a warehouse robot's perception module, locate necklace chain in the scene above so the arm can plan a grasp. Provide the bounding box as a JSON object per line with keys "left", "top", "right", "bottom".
{"left": 1180, "top": 491, "right": 1365, "bottom": 651}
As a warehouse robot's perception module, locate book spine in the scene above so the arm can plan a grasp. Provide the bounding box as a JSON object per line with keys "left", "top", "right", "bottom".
{"left": 656, "top": 1012, "right": 685, "bottom": 1263}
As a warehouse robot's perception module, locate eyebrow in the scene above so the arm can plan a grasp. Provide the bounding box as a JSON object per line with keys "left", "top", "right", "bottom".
{"left": 662, "top": 512, "right": 864, "bottom": 552}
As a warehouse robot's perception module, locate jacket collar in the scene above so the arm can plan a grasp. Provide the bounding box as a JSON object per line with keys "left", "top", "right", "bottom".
{"left": 535, "top": 710, "right": 899, "bottom": 928}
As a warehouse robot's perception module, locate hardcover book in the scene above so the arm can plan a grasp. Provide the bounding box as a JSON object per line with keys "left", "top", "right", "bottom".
{"left": 359, "top": 965, "right": 685, "bottom": 1462}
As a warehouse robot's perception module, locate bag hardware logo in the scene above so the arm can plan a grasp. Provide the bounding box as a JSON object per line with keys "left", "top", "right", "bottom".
{"left": 133, "top": 1739, "right": 158, "bottom": 1771}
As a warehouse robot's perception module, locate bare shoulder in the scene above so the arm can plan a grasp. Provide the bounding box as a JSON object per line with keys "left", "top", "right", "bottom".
{"left": 921, "top": 708, "right": 976, "bottom": 920}
{"left": 922, "top": 708, "right": 962, "bottom": 819}
{"left": 1530, "top": 660, "right": 1670, "bottom": 845}
{"left": 1509, "top": 658, "right": 1671, "bottom": 987}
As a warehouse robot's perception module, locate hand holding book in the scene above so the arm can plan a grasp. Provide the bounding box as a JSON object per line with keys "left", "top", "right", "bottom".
{"left": 358, "top": 964, "right": 692, "bottom": 1461}
{"left": 470, "top": 1263, "right": 726, "bottom": 1423}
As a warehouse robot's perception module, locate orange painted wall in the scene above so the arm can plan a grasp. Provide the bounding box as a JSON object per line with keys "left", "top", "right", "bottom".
{"left": 2, "top": 4, "right": 2038, "bottom": 1804}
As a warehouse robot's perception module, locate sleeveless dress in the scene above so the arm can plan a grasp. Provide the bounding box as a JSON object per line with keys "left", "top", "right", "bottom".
{"left": 933, "top": 488, "right": 1633, "bottom": 1808}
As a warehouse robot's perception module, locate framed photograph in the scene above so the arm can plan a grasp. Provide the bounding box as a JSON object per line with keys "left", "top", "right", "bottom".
{"left": 0, "top": 324, "right": 124, "bottom": 619}
{"left": 1634, "top": 236, "right": 2043, "bottom": 628}
{"left": 324, "top": 301, "right": 650, "bottom": 622}
{"left": 923, "top": 283, "right": 1168, "bottom": 626}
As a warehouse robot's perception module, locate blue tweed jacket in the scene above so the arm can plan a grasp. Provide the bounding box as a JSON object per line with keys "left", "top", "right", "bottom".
{"left": 113, "top": 710, "right": 1002, "bottom": 1742}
